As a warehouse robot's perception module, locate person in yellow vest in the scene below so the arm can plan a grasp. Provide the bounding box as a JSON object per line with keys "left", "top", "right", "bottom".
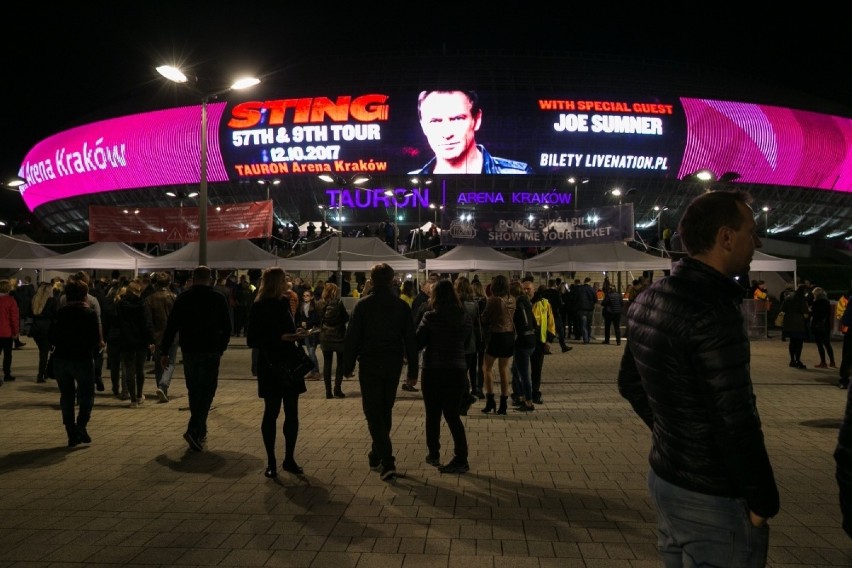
{"left": 521, "top": 279, "right": 556, "bottom": 405}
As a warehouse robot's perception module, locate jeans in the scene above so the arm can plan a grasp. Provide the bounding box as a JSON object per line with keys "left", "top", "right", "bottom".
{"left": 304, "top": 341, "right": 319, "bottom": 374}
{"left": 358, "top": 361, "right": 402, "bottom": 470}
{"left": 579, "top": 310, "right": 593, "bottom": 343}
{"left": 421, "top": 367, "right": 468, "bottom": 461}
{"left": 511, "top": 344, "right": 535, "bottom": 400}
{"left": 648, "top": 469, "right": 769, "bottom": 568}
{"left": 153, "top": 343, "right": 179, "bottom": 391}
{"left": 182, "top": 352, "right": 222, "bottom": 440}
{"left": 54, "top": 358, "right": 95, "bottom": 428}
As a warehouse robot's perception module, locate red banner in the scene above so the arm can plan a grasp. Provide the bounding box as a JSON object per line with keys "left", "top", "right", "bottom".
{"left": 89, "top": 201, "right": 274, "bottom": 242}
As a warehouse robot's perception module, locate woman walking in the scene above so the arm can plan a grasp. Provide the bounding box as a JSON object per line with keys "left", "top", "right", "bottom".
{"left": 810, "top": 286, "right": 836, "bottom": 368}
{"left": 294, "top": 288, "right": 322, "bottom": 379}
{"left": 117, "top": 280, "right": 155, "bottom": 407}
{"left": 316, "top": 283, "right": 349, "bottom": 399}
{"left": 416, "top": 279, "right": 473, "bottom": 473}
{"left": 247, "top": 267, "right": 308, "bottom": 478}
{"left": 30, "top": 282, "right": 59, "bottom": 383}
{"left": 480, "top": 274, "right": 516, "bottom": 415}
{"left": 781, "top": 284, "right": 812, "bottom": 369}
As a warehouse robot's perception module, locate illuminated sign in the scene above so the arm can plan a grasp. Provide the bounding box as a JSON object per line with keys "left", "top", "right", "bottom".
{"left": 16, "top": 90, "right": 852, "bottom": 212}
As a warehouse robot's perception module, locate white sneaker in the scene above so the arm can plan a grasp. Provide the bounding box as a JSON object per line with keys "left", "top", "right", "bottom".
{"left": 139, "top": 394, "right": 146, "bottom": 404}
{"left": 156, "top": 388, "right": 169, "bottom": 402}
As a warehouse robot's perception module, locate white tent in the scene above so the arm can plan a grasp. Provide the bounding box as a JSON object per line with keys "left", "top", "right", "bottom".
{"left": 750, "top": 250, "right": 796, "bottom": 272}
{"left": 138, "top": 240, "right": 281, "bottom": 270}
{"left": 0, "top": 234, "right": 59, "bottom": 269}
{"left": 281, "top": 237, "right": 418, "bottom": 272}
{"left": 426, "top": 245, "right": 523, "bottom": 273}
{"left": 49, "top": 241, "right": 154, "bottom": 271}
{"left": 524, "top": 242, "right": 672, "bottom": 272}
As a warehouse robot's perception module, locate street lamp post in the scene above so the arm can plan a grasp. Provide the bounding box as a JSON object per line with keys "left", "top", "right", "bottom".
{"left": 319, "top": 174, "right": 370, "bottom": 291}
{"left": 762, "top": 206, "right": 770, "bottom": 237}
{"left": 156, "top": 65, "right": 260, "bottom": 266}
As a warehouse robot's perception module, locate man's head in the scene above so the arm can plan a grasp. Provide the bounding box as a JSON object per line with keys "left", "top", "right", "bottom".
{"left": 416, "top": 90, "right": 482, "bottom": 166}
{"left": 521, "top": 279, "right": 536, "bottom": 298}
{"left": 370, "top": 263, "right": 395, "bottom": 289}
{"left": 678, "top": 190, "right": 760, "bottom": 277}
{"left": 422, "top": 273, "right": 439, "bottom": 294}
{"left": 192, "top": 265, "right": 213, "bottom": 285}
{"left": 153, "top": 272, "right": 171, "bottom": 289}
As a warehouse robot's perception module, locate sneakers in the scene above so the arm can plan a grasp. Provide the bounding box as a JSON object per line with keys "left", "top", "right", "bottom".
{"left": 533, "top": 396, "right": 544, "bottom": 405}
{"left": 129, "top": 401, "right": 139, "bottom": 409}
{"left": 183, "top": 431, "right": 203, "bottom": 451}
{"left": 156, "top": 387, "right": 169, "bottom": 402}
{"left": 368, "top": 453, "right": 381, "bottom": 472}
{"left": 138, "top": 393, "right": 146, "bottom": 404}
{"left": 561, "top": 345, "right": 572, "bottom": 352}
{"left": 380, "top": 466, "right": 397, "bottom": 481}
{"left": 425, "top": 453, "right": 441, "bottom": 467}
{"left": 438, "top": 459, "right": 469, "bottom": 474}
{"left": 815, "top": 362, "right": 828, "bottom": 369}
{"left": 401, "top": 383, "right": 419, "bottom": 392}
{"left": 840, "top": 378, "right": 850, "bottom": 390}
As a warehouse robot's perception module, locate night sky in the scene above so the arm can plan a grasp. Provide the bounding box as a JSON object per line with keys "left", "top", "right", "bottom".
{"left": 3, "top": 2, "right": 847, "bottom": 231}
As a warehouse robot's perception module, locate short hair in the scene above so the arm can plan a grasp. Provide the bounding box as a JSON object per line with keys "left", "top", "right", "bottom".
{"left": 73, "top": 271, "right": 91, "bottom": 285}
{"left": 416, "top": 89, "right": 481, "bottom": 121}
{"left": 678, "top": 190, "right": 752, "bottom": 256}
{"left": 0, "top": 280, "right": 9, "bottom": 294}
{"left": 125, "top": 281, "right": 142, "bottom": 297}
{"left": 192, "top": 265, "right": 213, "bottom": 284}
{"left": 153, "top": 272, "right": 171, "bottom": 289}
{"left": 64, "top": 280, "right": 88, "bottom": 302}
{"left": 490, "top": 274, "right": 509, "bottom": 297}
{"left": 370, "top": 263, "right": 395, "bottom": 289}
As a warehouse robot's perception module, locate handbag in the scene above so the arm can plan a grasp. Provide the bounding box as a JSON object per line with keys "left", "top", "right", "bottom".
{"left": 774, "top": 311, "right": 785, "bottom": 327}
{"left": 267, "top": 345, "right": 312, "bottom": 394}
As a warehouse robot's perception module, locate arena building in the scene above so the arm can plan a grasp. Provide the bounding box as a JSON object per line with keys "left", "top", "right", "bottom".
{"left": 13, "top": 49, "right": 852, "bottom": 259}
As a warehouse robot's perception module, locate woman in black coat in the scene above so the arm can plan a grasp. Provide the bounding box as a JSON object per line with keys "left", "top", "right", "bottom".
{"left": 247, "top": 267, "right": 308, "bottom": 478}
{"left": 781, "top": 284, "right": 812, "bottom": 369}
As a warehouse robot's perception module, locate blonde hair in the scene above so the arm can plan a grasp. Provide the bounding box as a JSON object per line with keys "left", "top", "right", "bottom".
{"left": 321, "top": 282, "right": 339, "bottom": 303}
{"left": 255, "top": 267, "right": 287, "bottom": 301}
{"left": 31, "top": 282, "right": 54, "bottom": 316}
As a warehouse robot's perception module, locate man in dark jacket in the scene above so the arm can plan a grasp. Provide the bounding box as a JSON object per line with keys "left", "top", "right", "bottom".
{"left": 342, "top": 263, "right": 418, "bottom": 482}
{"left": 617, "top": 190, "right": 779, "bottom": 566}
{"left": 836, "top": 384, "right": 852, "bottom": 538}
{"left": 160, "top": 265, "right": 231, "bottom": 451}
{"left": 575, "top": 277, "right": 597, "bottom": 344}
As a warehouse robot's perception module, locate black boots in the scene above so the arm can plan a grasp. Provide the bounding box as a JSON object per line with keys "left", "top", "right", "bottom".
{"left": 481, "top": 393, "right": 496, "bottom": 413}
{"left": 497, "top": 396, "right": 508, "bottom": 415}
{"left": 65, "top": 425, "right": 80, "bottom": 448}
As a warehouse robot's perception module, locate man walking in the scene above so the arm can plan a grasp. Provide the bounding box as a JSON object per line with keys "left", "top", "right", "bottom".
{"left": 144, "top": 273, "right": 177, "bottom": 402}
{"left": 342, "top": 263, "right": 418, "bottom": 481}
{"left": 160, "top": 266, "right": 231, "bottom": 451}
{"left": 618, "top": 190, "right": 779, "bottom": 566}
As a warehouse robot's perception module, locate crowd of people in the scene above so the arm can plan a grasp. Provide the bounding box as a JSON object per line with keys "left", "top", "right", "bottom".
{"left": 3, "top": 190, "right": 852, "bottom": 563}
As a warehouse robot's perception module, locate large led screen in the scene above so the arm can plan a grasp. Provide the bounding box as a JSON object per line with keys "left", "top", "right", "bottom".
{"left": 16, "top": 90, "right": 852, "bottom": 212}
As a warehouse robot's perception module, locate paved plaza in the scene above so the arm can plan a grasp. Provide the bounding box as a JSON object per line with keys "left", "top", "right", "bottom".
{"left": 0, "top": 335, "right": 851, "bottom": 567}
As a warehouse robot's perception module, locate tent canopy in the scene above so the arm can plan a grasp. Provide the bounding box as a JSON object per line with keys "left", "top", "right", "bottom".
{"left": 524, "top": 242, "right": 671, "bottom": 273}
{"left": 281, "top": 237, "right": 418, "bottom": 272}
{"left": 426, "top": 245, "right": 523, "bottom": 272}
{"left": 750, "top": 250, "right": 796, "bottom": 272}
{"left": 0, "top": 234, "right": 59, "bottom": 269}
{"left": 138, "top": 240, "right": 281, "bottom": 270}
{"left": 49, "top": 241, "right": 153, "bottom": 270}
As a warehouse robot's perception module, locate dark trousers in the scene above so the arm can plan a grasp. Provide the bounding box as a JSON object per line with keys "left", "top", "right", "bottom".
{"left": 603, "top": 313, "right": 622, "bottom": 344}
{"left": 358, "top": 361, "right": 402, "bottom": 470}
{"left": 840, "top": 334, "right": 852, "bottom": 380}
{"left": 183, "top": 352, "right": 221, "bottom": 440}
{"left": 321, "top": 348, "right": 344, "bottom": 393}
{"left": 261, "top": 393, "right": 300, "bottom": 466}
{"left": 33, "top": 334, "right": 51, "bottom": 379}
{"left": 54, "top": 358, "right": 95, "bottom": 428}
{"left": 106, "top": 342, "right": 123, "bottom": 394}
{"left": 530, "top": 341, "right": 546, "bottom": 400}
{"left": 0, "top": 337, "right": 12, "bottom": 378}
{"left": 120, "top": 349, "right": 147, "bottom": 402}
{"left": 421, "top": 367, "right": 468, "bottom": 461}
{"left": 812, "top": 329, "right": 835, "bottom": 365}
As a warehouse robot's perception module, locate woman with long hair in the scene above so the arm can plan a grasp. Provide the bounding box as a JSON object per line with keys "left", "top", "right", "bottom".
{"left": 316, "top": 282, "right": 349, "bottom": 399}
{"left": 31, "top": 281, "right": 59, "bottom": 382}
{"left": 416, "top": 279, "right": 472, "bottom": 473}
{"left": 453, "top": 276, "right": 482, "bottom": 414}
{"left": 294, "top": 288, "right": 322, "bottom": 379}
{"left": 480, "top": 274, "right": 516, "bottom": 415}
{"left": 247, "top": 267, "right": 307, "bottom": 477}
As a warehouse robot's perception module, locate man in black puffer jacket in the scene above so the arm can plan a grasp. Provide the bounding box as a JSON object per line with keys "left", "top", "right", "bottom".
{"left": 618, "top": 190, "right": 779, "bottom": 566}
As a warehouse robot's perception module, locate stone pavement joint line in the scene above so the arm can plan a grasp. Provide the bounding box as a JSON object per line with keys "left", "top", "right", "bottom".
{"left": 0, "top": 337, "right": 850, "bottom": 566}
